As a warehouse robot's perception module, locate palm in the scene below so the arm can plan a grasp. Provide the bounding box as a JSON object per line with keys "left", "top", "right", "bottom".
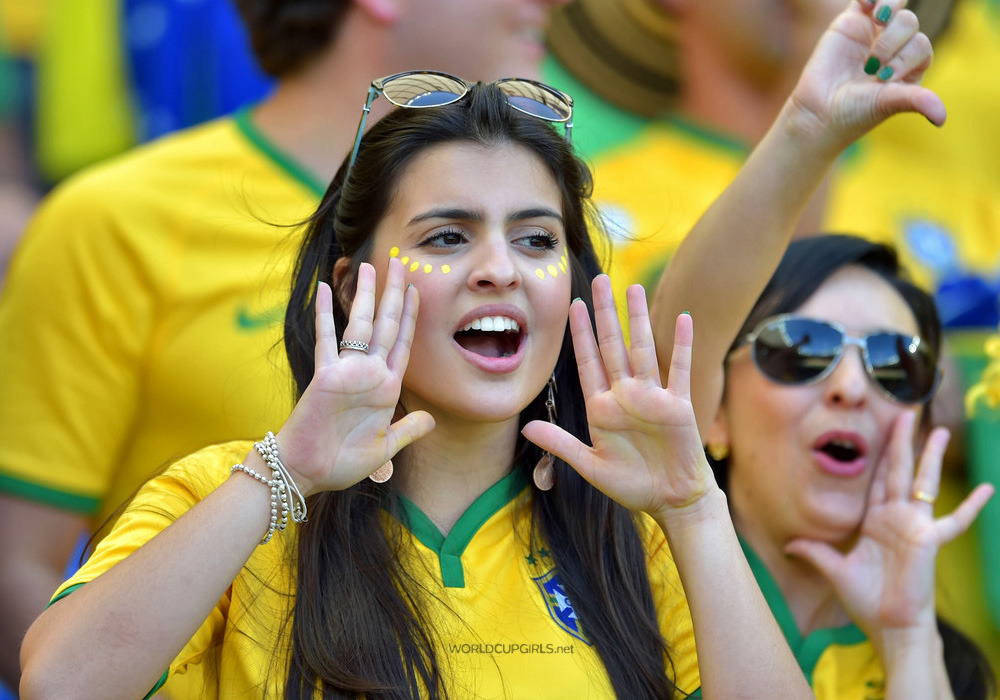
{"left": 523, "top": 278, "right": 715, "bottom": 519}
{"left": 825, "top": 499, "right": 940, "bottom": 630}
{"left": 275, "top": 260, "right": 434, "bottom": 494}
{"left": 786, "top": 415, "right": 994, "bottom": 641}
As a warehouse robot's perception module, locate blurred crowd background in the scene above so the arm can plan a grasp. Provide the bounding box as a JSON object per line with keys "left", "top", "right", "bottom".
{"left": 0, "top": 0, "right": 997, "bottom": 696}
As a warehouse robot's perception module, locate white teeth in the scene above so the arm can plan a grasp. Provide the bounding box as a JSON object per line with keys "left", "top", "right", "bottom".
{"left": 460, "top": 316, "right": 520, "bottom": 333}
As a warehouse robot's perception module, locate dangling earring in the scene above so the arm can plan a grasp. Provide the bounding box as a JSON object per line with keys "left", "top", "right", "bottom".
{"left": 706, "top": 442, "right": 730, "bottom": 461}
{"left": 533, "top": 375, "right": 558, "bottom": 491}
{"left": 369, "top": 460, "right": 393, "bottom": 483}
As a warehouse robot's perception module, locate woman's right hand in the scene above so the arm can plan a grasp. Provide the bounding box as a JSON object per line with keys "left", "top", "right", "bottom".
{"left": 785, "top": 412, "right": 994, "bottom": 650}
{"left": 272, "top": 258, "right": 435, "bottom": 495}
{"left": 785, "top": 0, "right": 945, "bottom": 156}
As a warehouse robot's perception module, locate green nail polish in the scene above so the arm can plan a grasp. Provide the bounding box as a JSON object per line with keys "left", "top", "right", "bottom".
{"left": 877, "top": 65, "right": 895, "bottom": 81}
{"left": 864, "top": 56, "right": 881, "bottom": 75}
{"left": 876, "top": 4, "right": 891, "bottom": 22}
{"left": 572, "top": 297, "right": 582, "bottom": 303}
{"left": 682, "top": 310, "right": 691, "bottom": 316}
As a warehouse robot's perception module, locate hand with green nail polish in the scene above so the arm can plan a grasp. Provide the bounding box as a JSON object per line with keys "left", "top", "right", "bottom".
{"left": 781, "top": 0, "right": 945, "bottom": 152}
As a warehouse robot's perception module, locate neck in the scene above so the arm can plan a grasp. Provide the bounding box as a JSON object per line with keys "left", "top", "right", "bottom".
{"left": 675, "top": 24, "right": 831, "bottom": 234}
{"left": 393, "top": 413, "right": 522, "bottom": 536}
{"left": 677, "top": 40, "right": 795, "bottom": 146}
{"left": 735, "top": 514, "right": 852, "bottom": 637}
{"left": 247, "top": 10, "right": 400, "bottom": 184}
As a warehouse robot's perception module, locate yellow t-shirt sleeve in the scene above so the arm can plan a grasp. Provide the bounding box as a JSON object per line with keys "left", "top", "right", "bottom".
{"left": 50, "top": 442, "right": 251, "bottom": 686}
{"left": 0, "top": 174, "right": 158, "bottom": 514}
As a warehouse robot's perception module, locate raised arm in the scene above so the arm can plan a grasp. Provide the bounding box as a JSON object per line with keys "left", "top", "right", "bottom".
{"left": 651, "top": 0, "right": 945, "bottom": 433}
{"left": 19, "top": 260, "right": 433, "bottom": 699}
{"left": 524, "top": 277, "right": 813, "bottom": 698}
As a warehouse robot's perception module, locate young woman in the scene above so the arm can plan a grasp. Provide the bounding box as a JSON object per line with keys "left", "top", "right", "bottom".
{"left": 20, "top": 2, "right": 944, "bottom": 698}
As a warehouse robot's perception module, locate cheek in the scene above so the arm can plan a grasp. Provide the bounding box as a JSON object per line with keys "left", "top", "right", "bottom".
{"left": 389, "top": 246, "right": 456, "bottom": 280}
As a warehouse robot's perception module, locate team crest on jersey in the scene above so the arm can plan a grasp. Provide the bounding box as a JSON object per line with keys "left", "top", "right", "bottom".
{"left": 532, "top": 569, "right": 591, "bottom": 644}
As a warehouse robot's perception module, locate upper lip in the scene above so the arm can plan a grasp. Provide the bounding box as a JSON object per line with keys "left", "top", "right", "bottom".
{"left": 811, "top": 430, "right": 869, "bottom": 457}
{"left": 454, "top": 304, "right": 528, "bottom": 336}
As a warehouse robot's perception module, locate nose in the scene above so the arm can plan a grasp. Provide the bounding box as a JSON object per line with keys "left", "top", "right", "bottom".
{"left": 468, "top": 237, "right": 521, "bottom": 291}
{"left": 823, "top": 346, "right": 869, "bottom": 409}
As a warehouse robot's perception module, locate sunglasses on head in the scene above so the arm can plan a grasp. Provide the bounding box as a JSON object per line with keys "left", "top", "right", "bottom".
{"left": 741, "top": 315, "right": 941, "bottom": 404}
{"left": 345, "top": 70, "right": 574, "bottom": 180}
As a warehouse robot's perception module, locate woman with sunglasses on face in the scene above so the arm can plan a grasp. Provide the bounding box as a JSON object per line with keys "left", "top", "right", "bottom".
{"left": 20, "top": 3, "right": 944, "bottom": 699}
{"left": 710, "top": 235, "right": 996, "bottom": 699}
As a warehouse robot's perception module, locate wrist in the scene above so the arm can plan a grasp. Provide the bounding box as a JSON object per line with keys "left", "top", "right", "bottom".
{"left": 650, "top": 484, "right": 730, "bottom": 536}
{"left": 873, "top": 620, "right": 942, "bottom": 670}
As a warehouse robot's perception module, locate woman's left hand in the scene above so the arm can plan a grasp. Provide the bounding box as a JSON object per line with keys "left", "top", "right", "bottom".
{"left": 522, "top": 275, "right": 716, "bottom": 522}
{"left": 785, "top": 411, "right": 994, "bottom": 646}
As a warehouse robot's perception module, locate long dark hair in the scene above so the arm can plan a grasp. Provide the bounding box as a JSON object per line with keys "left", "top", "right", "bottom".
{"left": 281, "top": 83, "right": 683, "bottom": 698}
{"left": 711, "top": 233, "right": 996, "bottom": 698}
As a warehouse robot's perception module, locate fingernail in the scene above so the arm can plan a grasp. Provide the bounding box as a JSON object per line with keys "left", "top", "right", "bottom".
{"left": 572, "top": 297, "right": 582, "bottom": 303}
{"left": 877, "top": 65, "right": 895, "bottom": 81}
{"left": 682, "top": 310, "right": 691, "bottom": 316}
{"left": 864, "top": 56, "right": 881, "bottom": 75}
{"left": 876, "top": 4, "right": 891, "bottom": 22}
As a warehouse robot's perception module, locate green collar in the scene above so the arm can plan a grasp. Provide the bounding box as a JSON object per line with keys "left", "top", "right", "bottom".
{"left": 232, "top": 105, "right": 325, "bottom": 197}
{"left": 395, "top": 468, "right": 529, "bottom": 588}
{"left": 739, "top": 537, "right": 868, "bottom": 681}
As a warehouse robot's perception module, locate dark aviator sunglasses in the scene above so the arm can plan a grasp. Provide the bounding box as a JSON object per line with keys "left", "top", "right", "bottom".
{"left": 741, "top": 315, "right": 941, "bottom": 405}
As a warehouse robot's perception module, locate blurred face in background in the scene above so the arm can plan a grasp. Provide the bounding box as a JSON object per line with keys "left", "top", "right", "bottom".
{"left": 390, "top": 0, "right": 571, "bottom": 81}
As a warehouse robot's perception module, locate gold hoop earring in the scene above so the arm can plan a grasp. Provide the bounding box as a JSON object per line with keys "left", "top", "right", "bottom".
{"left": 706, "top": 442, "right": 730, "bottom": 461}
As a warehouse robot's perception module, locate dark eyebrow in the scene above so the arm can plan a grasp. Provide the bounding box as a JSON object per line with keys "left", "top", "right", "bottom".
{"left": 407, "top": 207, "right": 563, "bottom": 226}
{"left": 510, "top": 207, "right": 563, "bottom": 225}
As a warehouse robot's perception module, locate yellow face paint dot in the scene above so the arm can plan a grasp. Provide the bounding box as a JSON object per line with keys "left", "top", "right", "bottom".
{"left": 558, "top": 260, "right": 567, "bottom": 273}
{"left": 400, "top": 256, "right": 409, "bottom": 265}
{"left": 423, "top": 264, "right": 432, "bottom": 274}
{"left": 535, "top": 269, "right": 545, "bottom": 280}
{"left": 409, "top": 261, "right": 420, "bottom": 272}
{"left": 441, "top": 265, "right": 451, "bottom": 274}
{"left": 547, "top": 264, "right": 558, "bottom": 277}
{"left": 389, "top": 246, "right": 400, "bottom": 258}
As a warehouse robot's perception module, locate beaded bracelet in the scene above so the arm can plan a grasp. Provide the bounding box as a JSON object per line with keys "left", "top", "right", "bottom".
{"left": 254, "top": 432, "right": 308, "bottom": 524}
{"left": 230, "top": 432, "right": 308, "bottom": 545}
{"left": 230, "top": 462, "right": 281, "bottom": 544}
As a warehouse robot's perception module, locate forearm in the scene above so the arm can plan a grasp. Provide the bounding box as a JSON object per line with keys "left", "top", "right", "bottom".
{"left": 879, "top": 625, "right": 954, "bottom": 700}
{"left": 653, "top": 101, "right": 843, "bottom": 429}
{"left": 655, "top": 487, "right": 814, "bottom": 699}
{"left": 19, "top": 457, "right": 272, "bottom": 700}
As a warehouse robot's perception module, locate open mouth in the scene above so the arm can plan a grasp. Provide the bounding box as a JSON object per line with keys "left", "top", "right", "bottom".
{"left": 816, "top": 437, "right": 863, "bottom": 463}
{"left": 454, "top": 315, "right": 523, "bottom": 359}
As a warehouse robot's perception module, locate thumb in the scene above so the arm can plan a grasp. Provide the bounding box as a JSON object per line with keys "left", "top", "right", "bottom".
{"left": 785, "top": 538, "right": 850, "bottom": 588}
{"left": 877, "top": 84, "right": 946, "bottom": 126}
{"left": 386, "top": 410, "right": 435, "bottom": 455}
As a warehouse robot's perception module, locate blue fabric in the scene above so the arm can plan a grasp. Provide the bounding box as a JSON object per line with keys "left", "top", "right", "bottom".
{"left": 123, "top": 0, "right": 274, "bottom": 141}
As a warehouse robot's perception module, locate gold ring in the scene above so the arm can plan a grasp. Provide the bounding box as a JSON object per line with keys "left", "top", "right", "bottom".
{"left": 911, "top": 489, "right": 937, "bottom": 505}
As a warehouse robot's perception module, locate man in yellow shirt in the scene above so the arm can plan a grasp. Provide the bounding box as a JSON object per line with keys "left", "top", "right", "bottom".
{"left": 0, "top": 0, "right": 570, "bottom": 690}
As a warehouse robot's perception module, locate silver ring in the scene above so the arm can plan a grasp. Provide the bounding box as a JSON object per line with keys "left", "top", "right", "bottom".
{"left": 339, "top": 339, "right": 369, "bottom": 353}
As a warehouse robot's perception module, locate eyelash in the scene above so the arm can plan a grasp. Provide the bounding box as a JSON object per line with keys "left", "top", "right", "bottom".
{"left": 418, "top": 228, "right": 467, "bottom": 248}
{"left": 417, "top": 228, "right": 560, "bottom": 251}
{"left": 517, "top": 230, "right": 559, "bottom": 250}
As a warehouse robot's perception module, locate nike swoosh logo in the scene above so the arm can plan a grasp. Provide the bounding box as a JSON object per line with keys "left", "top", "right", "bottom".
{"left": 235, "top": 304, "right": 284, "bottom": 331}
